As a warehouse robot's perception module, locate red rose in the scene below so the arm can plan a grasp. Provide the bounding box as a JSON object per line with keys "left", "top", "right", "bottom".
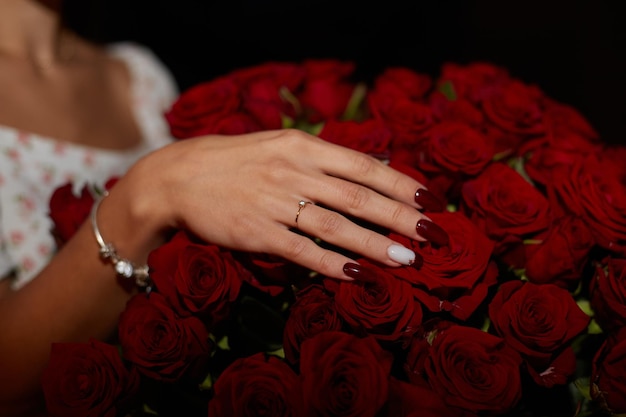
{"left": 230, "top": 61, "right": 305, "bottom": 94}
{"left": 414, "top": 122, "right": 494, "bottom": 197}
{"left": 301, "top": 58, "right": 355, "bottom": 80}
{"left": 387, "top": 159, "right": 429, "bottom": 186}
{"left": 590, "top": 256, "right": 626, "bottom": 332}
{"left": 522, "top": 132, "right": 599, "bottom": 186}
{"left": 385, "top": 378, "right": 478, "bottom": 417}
{"left": 488, "top": 280, "right": 590, "bottom": 387}
{"left": 282, "top": 284, "right": 344, "bottom": 365}
{"left": 591, "top": 327, "right": 626, "bottom": 414}
{"left": 164, "top": 76, "right": 242, "bottom": 139}
{"left": 299, "top": 331, "right": 393, "bottom": 417}
{"left": 48, "top": 179, "right": 118, "bottom": 245}
{"left": 204, "top": 111, "right": 264, "bottom": 135}
{"left": 423, "top": 325, "right": 523, "bottom": 414}
{"left": 41, "top": 338, "right": 139, "bottom": 417}
{"left": 148, "top": 229, "right": 248, "bottom": 325}
{"left": 460, "top": 162, "right": 551, "bottom": 262}
{"left": 543, "top": 99, "right": 599, "bottom": 142}
{"left": 318, "top": 117, "right": 392, "bottom": 157}
{"left": 297, "top": 59, "right": 356, "bottom": 123}
{"left": 480, "top": 80, "right": 547, "bottom": 154}
{"left": 436, "top": 61, "right": 511, "bottom": 104}
{"left": 390, "top": 211, "right": 498, "bottom": 320}
{"left": 235, "top": 252, "right": 308, "bottom": 294}
{"left": 429, "top": 93, "right": 484, "bottom": 128}
{"left": 117, "top": 292, "right": 211, "bottom": 382}
{"left": 418, "top": 122, "right": 493, "bottom": 177}
{"left": 371, "top": 67, "right": 432, "bottom": 101}
{"left": 48, "top": 182, "right": 94, "bottom": 245}
{"left": 550, "top": 153, "right": 626, "bottom": 255}
{"left": 231, "top": 62, "right": 305, "bottom": 129}
{"left": 331, "top": 260, "right": 423, "bottom": 342}
{"left": 370, "top": 97, "right": 434, "bottom": 144}
{"left": 524, "top": 215, "right": 595, "bottom": 288}
{"left": 603, "top": 144, "right": 626, "bottom": 172}
{"left": 207, "top": 352, "right": 303, "bottom": 417}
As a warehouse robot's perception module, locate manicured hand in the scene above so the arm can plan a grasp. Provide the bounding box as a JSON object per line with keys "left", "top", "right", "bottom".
{"left": 115, "top": 129, "right": 447, "bottom": 280}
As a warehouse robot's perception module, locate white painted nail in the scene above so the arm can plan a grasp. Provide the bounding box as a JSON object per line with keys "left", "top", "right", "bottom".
{"left": 387, "top": 244, "right": 416, "bottom": 265}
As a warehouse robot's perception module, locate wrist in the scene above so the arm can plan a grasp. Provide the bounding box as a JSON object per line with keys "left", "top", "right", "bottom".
{"left": 90, "top": 191, "right": 151, "bottom": 288}
{"left": 93, "top": 172, "right": 170, "bottom": 276}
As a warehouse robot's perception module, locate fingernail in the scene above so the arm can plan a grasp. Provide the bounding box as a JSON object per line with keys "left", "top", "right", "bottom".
{"left": 416, "top": 219, "right": 449, "bottom": 246}
{"left": 414, "top": 188, "right": 445, "bottom": 212}
{"left": 343, "top": 263, "right": 377, "bottom": 282}
{"left": 387, "top": 244, "right": 416, "bottom": 265}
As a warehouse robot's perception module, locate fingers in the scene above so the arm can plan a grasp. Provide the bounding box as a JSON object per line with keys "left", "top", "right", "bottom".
{"left": 304, "top": 135, "right": 428, "bottom": 205}
{"left": 294, "top": 171, "right": 449, "bottom": 246}
{"left": 298, "top": 173, "right": 428, "bottom": 242}
{"left": 265, "top": 228, "right": 359, "bottom": 281}
{"left": 293, "top": 203, "right": 421, "bottom": 268}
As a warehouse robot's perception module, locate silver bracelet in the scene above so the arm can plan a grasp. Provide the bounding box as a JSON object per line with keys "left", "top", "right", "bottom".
{"left": 90, "top": 190, "right": 151, "bottom": 289}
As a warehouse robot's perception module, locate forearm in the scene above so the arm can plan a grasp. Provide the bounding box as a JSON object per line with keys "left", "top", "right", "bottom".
{"left": 0, "top": 179, "right": 165, "bottom": 412}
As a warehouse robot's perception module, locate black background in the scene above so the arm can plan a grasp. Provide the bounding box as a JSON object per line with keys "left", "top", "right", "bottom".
{"left": 63, "top": 0, "right": 626, "bottom": 145}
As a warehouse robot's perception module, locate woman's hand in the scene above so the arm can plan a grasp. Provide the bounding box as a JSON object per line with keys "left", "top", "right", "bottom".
{"left": 112, "top": 129, "right": 447, "bottom": 280}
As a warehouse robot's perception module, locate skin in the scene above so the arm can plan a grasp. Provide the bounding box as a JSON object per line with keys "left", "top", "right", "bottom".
{"left": 0, "top": 1, "right": 430, "bottom": 415}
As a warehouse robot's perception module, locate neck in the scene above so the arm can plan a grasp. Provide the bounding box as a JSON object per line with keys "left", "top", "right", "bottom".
{"left": 0, "top": 0, "right": 66, "bottom": 70}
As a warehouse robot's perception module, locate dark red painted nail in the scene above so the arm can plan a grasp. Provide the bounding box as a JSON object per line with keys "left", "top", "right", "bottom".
{"left": 416, "top": 219, "right": 449, "bottom": 246}
{"left": 414, "top": 188, "right": 445, "bottom": 212}
{"left": 343, "top": 263, "right": 378, "bottom": 282}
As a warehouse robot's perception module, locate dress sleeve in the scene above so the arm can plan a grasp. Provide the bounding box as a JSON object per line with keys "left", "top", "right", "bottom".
{"left": 107, "top": 41, "right": 179, "bottom": 147}
{"left": 109, "top": 41, "right": 179, "bottom": 105}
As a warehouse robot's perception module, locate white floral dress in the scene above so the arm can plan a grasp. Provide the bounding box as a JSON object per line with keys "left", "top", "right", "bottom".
{"left": 0, "top": 42, "right": 178, "bottom": 289}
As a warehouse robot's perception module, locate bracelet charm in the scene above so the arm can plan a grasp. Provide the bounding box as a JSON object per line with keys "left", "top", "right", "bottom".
{"left": 90, "top": 190, "right": 151, "bottom": 289}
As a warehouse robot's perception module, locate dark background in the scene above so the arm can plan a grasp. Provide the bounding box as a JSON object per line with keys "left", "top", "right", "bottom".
{"left": 63, "top": 0, "right": 626, "bottom": 145}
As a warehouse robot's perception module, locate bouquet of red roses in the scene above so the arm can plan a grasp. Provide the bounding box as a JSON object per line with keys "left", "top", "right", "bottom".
{"left": 43, "top": 59, "right": 626, "bottom": 417}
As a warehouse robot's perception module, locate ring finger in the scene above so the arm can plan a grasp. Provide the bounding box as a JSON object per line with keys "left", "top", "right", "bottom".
{"left": 298, "top": 173, "right": 450, "bottom": 246}
{"left": 292, "top": 202, "right": 419, "bottom": 267}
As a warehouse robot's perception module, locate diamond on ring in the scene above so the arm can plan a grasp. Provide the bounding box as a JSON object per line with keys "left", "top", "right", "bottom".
{"left": 295, "top": 200, "right": 313, "bottom": 224}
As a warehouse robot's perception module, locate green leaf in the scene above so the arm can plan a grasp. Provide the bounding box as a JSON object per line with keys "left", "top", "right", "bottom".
{"left": 142, "top": 403, "right": 160, "bottom": 415}
{"left": 509, "top": 156, "right": 535, "bottom": 186}
{"left": 481, "top": 317, "right": 491, "bottom": 332}
{"left": 437, "top": 80, "right": 457, "bottom": 101}
{"left": 292, "top": 121, "right": 325, "bottom": 136}
{"left": 522, "top": 239, "right": 544, "bottom": 245}
{"left": 587, "top": 319, "right": 604, "bottom": 335}
{"left": 216, "top": 335, "right": 230, "bottom": 351}
{"left": 267, "top": 347, "right": 285, "bottom": 359}
{"left": 279, "top": 86, "right": 301, "bottom": 114}
{"left": 573, "top": 378, "right": 592, "bottom": 401}
{"left": 492, "top": 149, "right": 513, "bottom": 161}
{"left": 510, "top": 267, "right": 528, "bottom": 281}
{"left": 577, "top": 299, "right": 595, "bottom": 318}
{"left": 281, "top": 113, "right": 295, "bottom": 129}
{"left": 342, "top": 83, "right": 368, "bottom": 121}
{"left": 198, "top": 372, "right": 213, "bottom": 391}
